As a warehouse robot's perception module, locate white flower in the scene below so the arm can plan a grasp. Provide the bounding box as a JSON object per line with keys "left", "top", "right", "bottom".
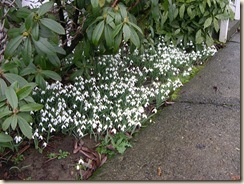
{"left": 14, "top": 136, "right": 22, "bottom": 144}
{"left": 152, "top": 108, "right": 157, "bottom": 114}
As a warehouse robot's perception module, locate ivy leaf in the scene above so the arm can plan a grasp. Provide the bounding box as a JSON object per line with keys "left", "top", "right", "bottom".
{"left": 5, "top": 87, "right": 18, "bottom": 109}
{"left": 17, "top": 115, "right": 32, "bottom": 139}
{"left": 92, "top": 21, "right": 104, "bottom": 45}
{"left": 40, "top": 18, "right": 65, "bottom": 35}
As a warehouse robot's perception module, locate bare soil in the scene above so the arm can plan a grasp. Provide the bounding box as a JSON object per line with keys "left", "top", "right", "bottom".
{"left": 0, "top": 134, "right": 100, "bottom": 180}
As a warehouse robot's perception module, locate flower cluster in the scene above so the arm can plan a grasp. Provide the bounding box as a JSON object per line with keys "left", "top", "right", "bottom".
{"left": 31, "top": 37, "right": 216, "bottom": 147}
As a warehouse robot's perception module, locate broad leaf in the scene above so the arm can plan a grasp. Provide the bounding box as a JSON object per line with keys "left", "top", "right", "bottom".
{"left": 179, "top": 4, "right": 185, "bottom": 19}
{"left": 0, "top": 133, "right": 13, "bottom": 142}
{"left": 33, "top": 37, "right": 56, "bottom": 55}
{"left": 40, "top": 18, "right": 65, "bottom": 35}
{"left": 130, "top": 27, "right": 140, "bottom": 48}
{"left": 25, "top": 12, "right": 34, "bottom": 30}
{"left": 16, "top": 7, "right": 32, "bottom": 18}
{"left": 10, "top": 115, "right": 18, "bottom": 130}
{"left": 0, "top": 110, "right": 12, "bottom": 119}
{"left": 123, "top": 24, "right": 131, "bottom": 42}
{"left": 47, "top": 54, "right": 61, "bottom": 67}
{"left": 20, "top": 103, "right": 43, "bottom": 112}
{"left": 2, "top": 116, "right": 13, "bottom": 131}
{"left": 91, "top": 0, "right": 99, "bottom": 8}
{"left": 92, "top": 21, "right": 105, "bottom": 45}
{"left": 42, "top": 70, "right": 61, "bottom": 81}
{"left": 204, "top": 17, "right": 212, "bottom": 29}
{"left": 23, "top": 37, "right": 32, "bottom": 65}
{"left": 37, "top": 1, "right": 54, "bottom": 16}
{"left": 5, "top": 87, "right": 18, "bottom": 109}
{"left": 17, "top": 115, "right": 32, "bottom": 139}
{"left": 16, "top": 85, "right": 35, "bottom": 100}
{"left": 4, "top": 35, "right": 23, "bottom": 58}
{"left": 35, "top": 74, "right": 46, "bottom": 89}
{"left": 213, "top": 18, "right": 219, "bottom": 32}
{"left": 31, "top": 23, "right": 39, "bottom": 41}
{"left": 104, "top": 24, "right": 113, "bottom": 47}
{"left": 0, "top": 78, "right": 7, "bottom": 96}
{"left": 113, "top": 23, "right": 123, "bottom": 38}
{"left": 127, "top": 22, "right": 143, "bottom": 35}
{"left": 4, "top": 73, "right": 28, "bottom": 87}
{"left": 196, "top": 29, "right": 203, "bottom": 44}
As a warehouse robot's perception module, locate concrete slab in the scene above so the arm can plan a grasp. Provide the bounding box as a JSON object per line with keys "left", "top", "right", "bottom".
{"left": 176, "top": 33, "right": 240, "bottom": 106}
{"left": 91, "top": 103, "right": 240, "bottom": 180}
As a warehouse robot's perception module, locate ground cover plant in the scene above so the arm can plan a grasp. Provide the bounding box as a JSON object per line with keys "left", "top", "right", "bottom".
{"left": 0, "top": 0, "right": 232, "bottom": 180}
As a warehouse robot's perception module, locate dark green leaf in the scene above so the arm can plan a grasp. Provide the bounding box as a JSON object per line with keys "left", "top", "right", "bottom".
{"left": 4, "top": 73, "right": 28, "bottom": 87}
{"left": 17, "top": 115, "right": 32, "bottom": 139}
{"left": 118, "top": 4, "right": 127, "bottom": 18}
{"left": 91, "top": 0, "right": 99, "bottom": 8}
{"left": 206, "top": 35, "right": 214, "bottom": 46}
{"left": 16, "top": 7, "right": 32, "bottom": 18}
{"left": 127, "top": 22, "right": 143, "bottom": 35}
{"left": 42, "top": 70, "right": 61, "bottom": 81}
{"left": 47, "top": 54, "right": 61, "bottom": 67}
{"left": 23, "top": 37, "right": 32, "bottom": 65}
{"left": 104, "top": 24, "right": 114, "bottom": 47}
{"left": 92, "top": 21, "right": 104, "bottom": 45}
{"left": 33, "top": 37, "right": 56, "bottom": 55}
{"left": 130, "top": 27, "right": 140, "bottom": 48}
{"left": 4, "top": 35, "right": 23, "bottom": 58}
{"left": 35, "top": 74, "right": 46, "bottom": 89}
{"left": 25, "top": 12, "right": 34, "bottom": 30}
{"left": 31, "top": 23, "right": 39, "bottom": 41}
{"left": 7, "top": 28, "right": 21, "bottom": 38}
{"left": 113, "top": 23, "right": 123, "bottom": 38}
{"left": 123, "top": 24, "right": 131, "bottom": 42}
{"left": 16, "top": 84, "right": 35, "bottom": 100}
{"left": 0, "top": 78, "right": 7, "bottom": 96}
{"left": 40, "top": 18, "right": 65, "bottom": 35}
{"left": 0, "top": 133, "right": 13, "bottom": 142}
{"left": 20, "top": 103, "right": 43, "bottom": 112}
{"left": 18, "top": 112, "right": 33, "bottom": 123}
{"left": 196, "top": 29, "right": 203, "bottom": 44}
{"left": 20, "top": 65, "right": 36, "bottom": 76}
{"left": 5, "top": 87, "right": 18, "bottom": 109}
{"left": 213, "top": 18, "right": 219, "bottom": 32}
{"left": 37, "top": 1, "right": 54, "bottom": 16}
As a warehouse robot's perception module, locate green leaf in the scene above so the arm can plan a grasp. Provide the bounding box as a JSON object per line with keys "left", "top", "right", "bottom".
{"left": 213, "top": 18, "right": 219, "bottom": 32}
{"left": 199, "top": 4, "right": 205, "bottom": 14}
{"left": 2, "top": 116, "right": 13, "bottom": 131}
{"left": 123, "top": 24, "right": 131, "bottom": 42}
{"left": 179, "top": 4, "right": 185, "bottom": 19}
{"left": 118, "top": 4, "right": 127, "bottom": 18}
{"left": 20, "top": 103, "right": 43, "bottom": 112}
{"left": 195, "top": 29, "right": 203, "bottom": 44}
{"left": 0, "top": 133, "right": 13, "bottom": 142}
{"left": 42, "top": 70, "right": 61, "bottom": 81}
{"left": 91, "top": 0, "right": 99, "bottom": 8}
{"left": 204, "top": 17, "right": 212, "bottom": 29}
{"left": 11, "top": 115, "right": 18, "bottom": 130}
{"left": 104, "top": 24, "right": 114, "bottom": 48}
{"left": 0, "top": 78, "right": 7, "bottom": 96}
{"left": 113, "top": 23, "right": 123, "bottom": 38}
{"left": 31, "top": 23, "right": 39, "bottom": 41}
{"left": 33, "top": 37, "right": 56, "bottom": 55}
{"left": 18, "top": 112, "right": 33, "bottom": 123}
{"left": 17, "top": 116, "right": 32, "bottom": 139}
{"left": 40, "top": 18, "right": 65, "bottom": 35}
{"left": 99, "top": 0, "right": 105, "bottom": 7}
{"left": 114, "top": 31, "right": 122, "bottom": 52}
{"left": 20, "top": 66, "right": 36, "bottom": 76}
{"left": 16, "top": 7, "right": 32, "bottom": 18}
{"left": 4, "top": 73, "right": 28, "bottom": 87}
{"left": 92, "top": 21, "right": 104, "bottom": 45}
{"left": 25, "top": 12, "right": 34, "bottom": 30}
{"left": 23, "top": 37, "right": 32, "bottom": 65}
{"left": 47, "top": 55, "right": 61, "bottom": 67}
{"left": 7, "top": 28, "right": 21, "bottom": 39}
{"left": 16, "top": 85, "right": 35, "bottom": 101}
{"left": 207, "top": 0, "right": 211, "bottom": 7}
{"left": 5, "top": 87, "right": 18, "bottom": 109}
{"left": 37, "top": 1, "right": 54, "bottom": 16}
{"left": 130, "top": 27, "right": 140, "bottom": 48}
{"left": 0, "top": 110, "right": 12, "bottom": 119}
{"left": 4, "top": 35, "right": 23, "bottom": 58}
{"left": 127, "top": 22, "right": 143, "bottom": 35}
{"left": 206, "top": 35, "right": 214, "bottom": 46}
{"left": 35, "top": 74, "right": 46, "bottom": 89}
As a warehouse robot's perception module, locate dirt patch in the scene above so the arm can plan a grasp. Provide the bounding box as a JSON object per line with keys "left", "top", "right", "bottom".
{"left": 0, "top": 134, "right": 102, "bottom": 180}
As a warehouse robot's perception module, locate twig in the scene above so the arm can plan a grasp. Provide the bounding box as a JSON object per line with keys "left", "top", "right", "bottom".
{"left": 128, "top": 0, "right": 140, "bottom": 11}
{"left": 112, "top": 0, "right": 120, "bottom": 7}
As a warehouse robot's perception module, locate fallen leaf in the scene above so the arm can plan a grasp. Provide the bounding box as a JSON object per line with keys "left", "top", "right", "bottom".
{"left": 100, "top": 155, "right": 107, "bottom": 166}
{"left": 157, "top": 167, "right": 162, "bottom": 176}
{"left": 231, "top": 175, "right": 240, "bottom": 180}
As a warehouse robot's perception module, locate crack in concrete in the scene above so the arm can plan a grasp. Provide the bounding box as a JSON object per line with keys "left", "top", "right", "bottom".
{"left": 176, "top": 100, "right": 240, "bottom": 109}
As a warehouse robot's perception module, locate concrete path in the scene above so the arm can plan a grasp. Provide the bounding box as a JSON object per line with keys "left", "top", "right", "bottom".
{"left": 91, "top": 32, "right": 240, "bottom": 181}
